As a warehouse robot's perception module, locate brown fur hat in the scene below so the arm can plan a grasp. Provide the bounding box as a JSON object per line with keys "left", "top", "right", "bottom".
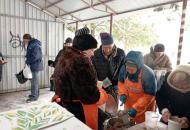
{"left": 53, "top": 47, "right": 100, "bottom": 104}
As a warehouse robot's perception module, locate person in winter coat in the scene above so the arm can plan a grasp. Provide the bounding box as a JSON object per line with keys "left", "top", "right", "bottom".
{"left": 156, "top": 64, "right": 190, "bottom": 130}
{"left": 48, "top": 37, "right": 73, "bottom": 67}
{"left": 144, "top": 43, "right": 172, "bottom": 90}
{"left": 0, "top": 52, "right": 7, "bottom": 82}
{"left": 92, "top": 32, "right": 125, "bottom": 102}
{"left": 51, "top": 27, "right": 108, "bottom": 130}
{"left": 53, "top": 37, "right": 72, "bottom": 65}
{"left": 118, "top": 51, "right": 157, "bottom": 123}
{"left": 23, "top": 34, "right": 43, "bottom": 102}
{"left": 48, "top": 37, "right": 73, "bottom": 91}
{"left": 144, "top": 43, "right": 172, "bottom": 71}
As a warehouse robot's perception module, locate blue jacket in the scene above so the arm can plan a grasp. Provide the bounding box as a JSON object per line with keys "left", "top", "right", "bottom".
{"left": 118, "top": 51, "right": 157, "bottom": 96}
{"left": 26, "top": 39, "right": 43, "bottom": 72}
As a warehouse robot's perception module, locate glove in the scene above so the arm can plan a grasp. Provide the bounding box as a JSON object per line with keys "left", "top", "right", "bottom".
{"left": 127, "top": 108, "right": 137, "bottom": 118}
{"left": 113, "top": 85, "right": 118, "bottom": 91}
{"left": 120, "top": 94, "right": 127, "bottom": 106}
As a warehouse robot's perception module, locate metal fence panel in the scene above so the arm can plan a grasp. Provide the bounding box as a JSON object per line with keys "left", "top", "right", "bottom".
{"left": 0, "top": 0, "right": 64, "bottom": 93}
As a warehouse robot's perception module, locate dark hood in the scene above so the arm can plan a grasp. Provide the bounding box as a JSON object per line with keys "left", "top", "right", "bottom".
{"left": 125, "top": 51, "right": 144, "bottom": 70}
{"left": 29, "top": 39, "right": 42, "bottom": 46}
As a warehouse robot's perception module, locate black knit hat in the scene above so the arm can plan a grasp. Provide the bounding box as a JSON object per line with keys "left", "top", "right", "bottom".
{"left": 153, "top": 43, "right": 165, "bottom": 52}
{"left": 65, "top": 37, "right": 72, "bottom": 44}
{"left": 72, "top": 27, "right": 97, "bottom": 51}
{"left": 75, "top": 26, "right": 90, "bottom": 36}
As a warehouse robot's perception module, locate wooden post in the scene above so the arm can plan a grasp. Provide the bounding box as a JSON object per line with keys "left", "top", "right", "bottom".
{"left": 110, "top": 14, "right": 113, "bottom": 34}
{"left": 176, "top": 0, "right": 188, "bottom": 65}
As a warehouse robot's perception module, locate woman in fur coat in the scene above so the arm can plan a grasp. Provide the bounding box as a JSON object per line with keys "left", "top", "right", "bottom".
{"left": 52, "top": 27, "right": 108, "bottom": 130}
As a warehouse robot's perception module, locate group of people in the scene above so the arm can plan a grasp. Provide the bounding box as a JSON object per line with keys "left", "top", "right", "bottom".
{"left": 4, "top": 26, "right": 188, "bottom": 130}
{"left": 48, "top": 27, "right": 190, "bottom": 130}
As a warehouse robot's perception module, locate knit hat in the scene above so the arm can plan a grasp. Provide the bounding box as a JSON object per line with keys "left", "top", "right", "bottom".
{"left": 73, "top": 27, "right": 97, "bottom": 51}
{"left": 75, "top": 26, "right": 90, "bottom": 36}
{"left": 65, "top": 37, "right": 72, "bottom": 44}
{"left": 100, "top": 32, "right": 113, "bottom": 45}
{"left": 153, "top": 43, "right": 165, "bottom": 52}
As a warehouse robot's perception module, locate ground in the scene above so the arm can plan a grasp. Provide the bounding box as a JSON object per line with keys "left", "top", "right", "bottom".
{"left": 0, "top": 88, "right": 54, "bottom": 112}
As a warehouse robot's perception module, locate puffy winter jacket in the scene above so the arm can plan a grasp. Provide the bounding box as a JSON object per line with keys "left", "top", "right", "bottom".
{"left": 92, "top": 45, "right": 125, "bottom": 86}
{"left": 26, "top": 39, "right": 43, "bottom": 72}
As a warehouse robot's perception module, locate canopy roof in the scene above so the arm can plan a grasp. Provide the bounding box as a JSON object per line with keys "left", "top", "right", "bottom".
{"left": 26, "top": 0, "right": 182, "bottom": 24}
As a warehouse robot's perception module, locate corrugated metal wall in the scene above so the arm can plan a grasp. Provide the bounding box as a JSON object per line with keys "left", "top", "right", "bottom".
{"left": 0, "top": 0, "right": 64, "bottom": 93}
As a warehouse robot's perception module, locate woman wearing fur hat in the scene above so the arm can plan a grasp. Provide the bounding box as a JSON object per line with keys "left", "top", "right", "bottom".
{"left": 156, "top": 64, "right": 190, "bottom": 129}
{"left": 118, "top": 51, "right": 157, "bottom": 123}
{"left": 144, "top": 43, "right": 172, "bottom": 71}
{"left": 51, "top": 27, "right": 108, "bottom": 130}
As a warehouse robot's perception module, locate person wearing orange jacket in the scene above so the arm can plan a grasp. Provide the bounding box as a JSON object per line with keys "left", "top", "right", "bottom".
{"left": 51, "top": 27, "right": 108, "bottom": 130}
{"left": 118, "top": 51, "right": 157, "bottom": 123}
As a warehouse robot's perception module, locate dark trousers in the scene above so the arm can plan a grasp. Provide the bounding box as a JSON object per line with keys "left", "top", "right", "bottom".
{"left": 50, "top": 79, "right": 55, "bottom": 91}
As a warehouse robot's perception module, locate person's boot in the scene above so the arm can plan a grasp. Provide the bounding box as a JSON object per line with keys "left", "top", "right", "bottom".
{"left": 26, "top": 97, "right": 38, "bottom": 103}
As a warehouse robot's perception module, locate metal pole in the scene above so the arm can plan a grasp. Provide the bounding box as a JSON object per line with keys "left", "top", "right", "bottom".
{"left": 176, "top": 0, "right": 187, "bottom": 65}
{"left": 110, "top": 14, "right": 113, "bottom": 34}
{"left": 76, "top": 21, "right": 78, "bottom": 30}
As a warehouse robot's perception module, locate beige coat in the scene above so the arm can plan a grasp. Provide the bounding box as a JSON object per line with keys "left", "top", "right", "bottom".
{"left": 144, "top": 53, "right": 172, "bottom": 71}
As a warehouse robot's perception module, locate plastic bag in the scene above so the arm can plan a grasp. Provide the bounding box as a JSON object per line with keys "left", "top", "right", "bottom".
{"left": 23, "top": 65, "right": 32, "bottom": 79}
{"left": 102, "top": 77, "right": 112, "bottom": 88}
